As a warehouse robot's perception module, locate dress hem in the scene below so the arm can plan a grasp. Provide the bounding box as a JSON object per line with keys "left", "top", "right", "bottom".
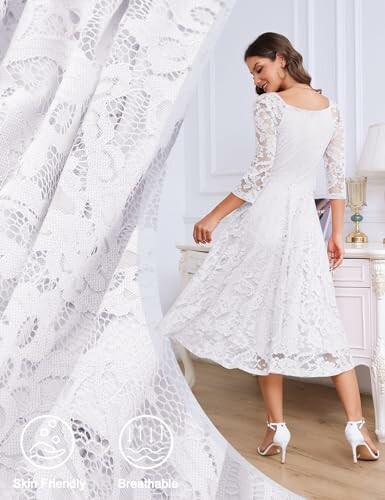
{"left": 171, "top": 338, "right": 355, "bottom": 378}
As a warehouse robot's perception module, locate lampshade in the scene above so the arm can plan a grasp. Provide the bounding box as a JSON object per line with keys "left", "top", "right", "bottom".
{"left": 357, "top": 123, "right": 385, "bottom": 177}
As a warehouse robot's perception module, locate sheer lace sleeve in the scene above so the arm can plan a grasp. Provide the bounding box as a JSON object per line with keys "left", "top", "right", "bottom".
{"left": 231, "top": 94, "right": 283, "bottom": 204}
{"left": 323, "top": 103, "right": 346, "bottom": 199}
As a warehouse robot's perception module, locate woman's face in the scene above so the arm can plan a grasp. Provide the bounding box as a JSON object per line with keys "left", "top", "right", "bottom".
{"left": 245, "top": 54, "right": 285, "bottom": 93}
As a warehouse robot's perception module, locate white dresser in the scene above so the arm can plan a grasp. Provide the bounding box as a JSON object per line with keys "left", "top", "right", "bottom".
{"left": 174, "top": 242, "right": 385, "bottom": 443}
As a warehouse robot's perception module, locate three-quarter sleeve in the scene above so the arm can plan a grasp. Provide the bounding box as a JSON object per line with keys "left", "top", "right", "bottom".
{"left": 323, "top": 104, "right": 346, "bottom": 199}
{"left": 232, "top": 95, "right": 282, "bottom": 204}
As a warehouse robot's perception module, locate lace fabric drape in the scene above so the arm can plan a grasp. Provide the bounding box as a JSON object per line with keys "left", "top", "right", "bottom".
{"left": 0, "top": 1, "right": 302, "bottom": 498}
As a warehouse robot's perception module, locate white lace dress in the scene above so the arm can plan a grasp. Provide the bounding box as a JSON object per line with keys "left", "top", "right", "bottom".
{"left": 156, "top": 91, "right": 355, "bottom": 377}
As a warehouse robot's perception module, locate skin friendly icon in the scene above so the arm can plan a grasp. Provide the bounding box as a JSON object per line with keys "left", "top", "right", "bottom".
{"left": 20, "top": 415, "right": 75, "bottom": 470}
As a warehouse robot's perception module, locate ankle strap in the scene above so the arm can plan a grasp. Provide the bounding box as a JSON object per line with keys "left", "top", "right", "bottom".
{"left": 346, "top": 417, "right": 365, "bottom": 429}
{"left": 266, "top": 420, "right": 286, "bottom": 429}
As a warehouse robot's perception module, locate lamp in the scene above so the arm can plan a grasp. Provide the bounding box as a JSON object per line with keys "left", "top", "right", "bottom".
{"left": 356, "top": 123, "right": 385, "bottom": 244}
{"left": 345, "top": 176, "right": 368, "bottom": 243}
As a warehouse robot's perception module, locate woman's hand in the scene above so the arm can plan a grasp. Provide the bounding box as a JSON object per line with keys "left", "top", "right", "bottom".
{"left": 191, "top": 193, "right": 245, "bottom": 245}
{"left": 327, "top": 233, "right": 345, "bottom": 271}
{"left": 193, "top": 213, "right": 220, "bottom": 244}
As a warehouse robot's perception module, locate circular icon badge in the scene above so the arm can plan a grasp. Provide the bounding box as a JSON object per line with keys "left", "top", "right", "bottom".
{"left": 119, "top": 415, "right": 173, "bottom": 469}
{"left": 20, "top": 415, "right": 75, "bottom": 469}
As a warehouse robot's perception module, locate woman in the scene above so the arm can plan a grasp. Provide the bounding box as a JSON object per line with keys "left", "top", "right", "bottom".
{"left": 156, "top": 32, "right": 380, "bottom": 464}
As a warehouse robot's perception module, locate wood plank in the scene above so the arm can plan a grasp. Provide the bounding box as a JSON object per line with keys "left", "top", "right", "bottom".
{"left": 185, "top": 360, "right": 385, "bottom": 500}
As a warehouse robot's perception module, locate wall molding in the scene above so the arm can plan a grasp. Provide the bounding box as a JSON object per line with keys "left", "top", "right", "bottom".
{"left": 307, "top": 0, "right": 315, "bottom": 80}
{"left": 196, "top": 56, "right": 240, "bottom": 195}
{"left": 335, "top": 0, "right": 347, "bottom": 109}
{"left": 293, "top": 0, "right": 299, "bottom": 47}
{"left": 354, "top": 0, "right": 364, "bottom": 160}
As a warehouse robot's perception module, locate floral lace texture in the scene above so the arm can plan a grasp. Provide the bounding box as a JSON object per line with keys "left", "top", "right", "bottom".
{"left": 232, "top": 92, "right": 347, "bottom": 203}
{"left": 0, "top": 1, "right": 303, "bottom": 498}
{"left": 157, "top": 92, "right": 354, "bottom": 378}
{"left": 323, "top": 103, "right": 347, "bottom": 199}
{"left": 232, "top": 93, "right": 284, "bottom": 203}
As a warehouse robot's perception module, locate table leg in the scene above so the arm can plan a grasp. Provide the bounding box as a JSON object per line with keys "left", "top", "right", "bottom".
{"left": 371, "top": 260, "right": 385, "bottom": 442}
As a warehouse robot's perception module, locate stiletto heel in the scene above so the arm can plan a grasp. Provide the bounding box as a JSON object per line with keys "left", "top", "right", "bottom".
{"left": 344, "top": 418, "right": 380, "bottom": 463}
{"left": 281, "top": 443, "right": 288, "bottom": 464}
{"left": 257, "top": 421, "right": 291, "bottom": 464}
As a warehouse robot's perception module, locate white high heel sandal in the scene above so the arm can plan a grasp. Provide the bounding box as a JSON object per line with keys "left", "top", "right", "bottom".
{"left": 344, "top": 418, "right": 380, "bottom": 463}
{"left": 257, "top": 420, "right": 291, "bottom": 464}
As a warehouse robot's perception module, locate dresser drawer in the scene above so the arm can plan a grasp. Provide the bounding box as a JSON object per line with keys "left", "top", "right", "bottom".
{"left": 332, "top": 258, "right": 371, "bottom": 287}
{"left": 335, "top": 287, "right": 372, "bottom": 354}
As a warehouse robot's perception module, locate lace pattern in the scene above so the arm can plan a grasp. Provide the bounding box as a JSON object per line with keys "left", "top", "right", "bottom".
{"left": 158, "top": 185, "right": 354, "bottom": 377}
{"left": 323, "top": 102, "right": 347, "bottom": 199}
{"left": 231, "top": 93, "right": 284, "bottom": 203}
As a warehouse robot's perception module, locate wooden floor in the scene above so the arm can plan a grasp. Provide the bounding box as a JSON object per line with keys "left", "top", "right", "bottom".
{"left": 186, "top": 360, "right": 385, "bottom": 500}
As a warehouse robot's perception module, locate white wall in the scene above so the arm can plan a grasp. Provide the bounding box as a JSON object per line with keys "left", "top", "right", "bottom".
{"left": 157, "top": 0, "right": 385, "bottom": 392}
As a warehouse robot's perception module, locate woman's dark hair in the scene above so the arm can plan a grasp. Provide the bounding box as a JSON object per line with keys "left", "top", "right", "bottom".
{"left": 244, "top": 32, "right": 321, "bottom": 95}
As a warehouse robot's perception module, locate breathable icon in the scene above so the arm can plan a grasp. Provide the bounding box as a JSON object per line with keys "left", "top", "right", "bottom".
{"left": 20, "top": 415, "right": 75, "bottom": 469}
{"left": 119, "top": 415, "right": 173, "bottom": 469}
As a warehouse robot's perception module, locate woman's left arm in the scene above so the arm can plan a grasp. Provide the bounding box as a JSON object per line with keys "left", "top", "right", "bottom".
{"left": 324, "top": 103, "right": 347, "bottom": 270}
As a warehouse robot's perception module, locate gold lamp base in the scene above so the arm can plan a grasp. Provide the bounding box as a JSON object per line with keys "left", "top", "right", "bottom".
{"left": 346, "top": 230, "right": 368, "bottom": 243}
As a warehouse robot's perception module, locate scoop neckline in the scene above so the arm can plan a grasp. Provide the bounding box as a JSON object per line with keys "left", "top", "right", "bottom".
{"left": 273, "top": 92, "right": 331, "bottom": 111}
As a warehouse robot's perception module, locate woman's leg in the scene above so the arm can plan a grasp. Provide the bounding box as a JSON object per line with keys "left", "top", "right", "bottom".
{"left": 331, "top": 368, "right": 379, "bottom": 453}
{"left": 257, "top": 373, "right": 284, "bottom": 452}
